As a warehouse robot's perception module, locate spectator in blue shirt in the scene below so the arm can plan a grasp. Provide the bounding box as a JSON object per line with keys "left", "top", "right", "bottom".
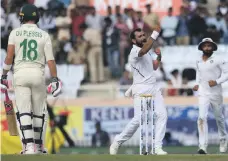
{"left": 176, "top": 6, "right": 190, "bottom": 45}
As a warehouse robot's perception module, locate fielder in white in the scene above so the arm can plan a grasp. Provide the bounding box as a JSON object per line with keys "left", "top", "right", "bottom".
{"left": 110, "top": 28, "right": 168, "bottom": 155}
{"left": 193, "top": 38, "right": 228, "bottom": 154}
{"left": 0, "top": 4, "right": 61, "bottom": 154}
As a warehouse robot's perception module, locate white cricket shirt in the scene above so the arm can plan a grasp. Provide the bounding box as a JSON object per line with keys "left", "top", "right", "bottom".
{"left": 196, "top": 55, "right": 228, "bottom": 96}
{"left": 8, "top": 24, "right": 54, "bottom": 73}
{"left": 128, "top": 45, "right": 158, "bottom": 95}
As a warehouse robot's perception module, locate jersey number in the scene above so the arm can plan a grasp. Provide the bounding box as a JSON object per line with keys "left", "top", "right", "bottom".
{"left": 20, "top": 39, "right": 38, "bottom": 61}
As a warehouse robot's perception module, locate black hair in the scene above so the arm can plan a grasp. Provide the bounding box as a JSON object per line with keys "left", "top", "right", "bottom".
{"left": 216, "top": 12, "right": 223, "bottom": 17}
{"left": 171, "top": 69, "right": 179, "bottom": 75}
{"left": 130, "top": 28, "right": 142, "bottom": 40}
{"left": 95, "top": 121, "right": 101, "bottom": 128}
{"left": 104, "top": 16, "right": 112, "bottom": 24}
{"left": 79, "top": 23, "right": 88, "bottom": 29}
{"left": 116, "top": 13, "right": 122, "bottom": 18}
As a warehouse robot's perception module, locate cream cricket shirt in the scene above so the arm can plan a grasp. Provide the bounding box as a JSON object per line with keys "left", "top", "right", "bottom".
{"left": 8, "top": 24, "right": 54, "bottom": 72}
{"left": 196, "top": 55, "right": 228, "bottom": 96}
{"left": 128, "top": 45, "right": 158, "bottom": 95}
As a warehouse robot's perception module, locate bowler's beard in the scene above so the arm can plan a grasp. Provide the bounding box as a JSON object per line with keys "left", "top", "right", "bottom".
{"left": 203, "top": 50, "right": 213, "bottom": 57}
{"left": 136, "top": 42, "right": 143, "bottom": 47}
{"left": 136, "top": 39, "right": 146, "bottom": 48}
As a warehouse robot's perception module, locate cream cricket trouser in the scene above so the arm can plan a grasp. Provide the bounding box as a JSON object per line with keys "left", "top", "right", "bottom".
{"left": 114, "top": 90, "right": 167, "bottom": 148}
{"left": 14, "top": 68, "right": 48, "bottom": 149}
{"left": 198, "top": 95, "right": 227, "bottom": 149}
{"left": 88, "top": 46, "right": 105, "bottom": 83}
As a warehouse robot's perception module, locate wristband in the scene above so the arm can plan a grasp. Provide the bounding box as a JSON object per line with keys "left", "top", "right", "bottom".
{"left": 3, "top": 63, "right": 12, "bottom": 70}
{"left": 151, "top": 31, "right": 159, "bottom": 40}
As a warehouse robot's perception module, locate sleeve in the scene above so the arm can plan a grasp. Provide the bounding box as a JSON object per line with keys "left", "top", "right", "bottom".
{"left": 222, "top": 19, "right": 228, "bottom": 34}
{"left": 44, "top": 34, "right": 55, "bottom": 61}
{"left": 174, "top": 17, "right": 179, "bottom": 28}
{"left": 8, "top": 30, "right": 15, "bottom": 45}
{"left": 128, "top": 48, "right": 141, "bottom": 63}
{"left": 196, "top": 61, "right": 200, "bottom": 84}
{"left": 216, "top": 60, "right": 228, "bottom": 84}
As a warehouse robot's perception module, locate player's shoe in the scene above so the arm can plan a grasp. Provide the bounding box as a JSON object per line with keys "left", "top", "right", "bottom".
{"left": 154, "top": 148, "right": 168, "bottom": 155}
{"left": 220, "top": 139, "right": 227, "bottom": 153}
{"left": 198, "top": 148, "right": 207, "bottom": 154}
{"left": 23, "top": 144, "right": 39, "bottom": 154}
{"left": 20, "top": 150, "right": 25, "bottom": 154}
{"left": 35, "top": 144, "right": 48, "bottom": 154}
{"left": 20, "top": 148, "right": 47, "bottom": 154}
{"left": 42, "top": 148, "right": 48, "bottom": 154}
{"left": 110, "top": 141, "right": 121, "bottom": 155}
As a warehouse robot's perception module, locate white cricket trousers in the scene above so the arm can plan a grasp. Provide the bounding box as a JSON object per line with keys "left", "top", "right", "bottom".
{"left": 198, "top": 95, "right": 227, "bottom": 149}
{"left": 114, "top": 90, "right": 167, "bottom": 148}
{"left": 13, "top": 68, "right": 48, "bottom": 149}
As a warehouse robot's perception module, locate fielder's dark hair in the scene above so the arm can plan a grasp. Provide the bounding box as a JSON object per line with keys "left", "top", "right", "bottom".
{"left": 130, "top": 28, "right": 142, "bottom": 40}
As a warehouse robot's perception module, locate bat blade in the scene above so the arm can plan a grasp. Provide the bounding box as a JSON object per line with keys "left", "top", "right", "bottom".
{"left": 4, "top": 94, "right": 18, "bottom": 136}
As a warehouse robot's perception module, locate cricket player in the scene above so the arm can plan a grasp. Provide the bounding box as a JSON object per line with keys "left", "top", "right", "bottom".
{"left": 0, "top": 4, "right": 61, "bottom": 154}
{"left": 193, "top": 38, "right": 228, "bottom": 154}
{"left": 110, "top": 28, "right": 168, "bottom": 155}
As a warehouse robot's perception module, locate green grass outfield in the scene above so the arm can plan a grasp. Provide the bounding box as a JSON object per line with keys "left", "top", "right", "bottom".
{"left": 2, "top": 154, "right": 228, "bottom": 161}
{"left": 2, "top": 146, "right": 228, "bottom": 161}
{"left": 59, "top": 146, "right": 228, "bottom": 154}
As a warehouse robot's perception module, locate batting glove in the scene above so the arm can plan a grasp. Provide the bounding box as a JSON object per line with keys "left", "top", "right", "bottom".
{"left": 47, "top": 77, "right": 62, "bottom": 97}
{"left": 0, "top": 75, "right": 8, "bottom": 92}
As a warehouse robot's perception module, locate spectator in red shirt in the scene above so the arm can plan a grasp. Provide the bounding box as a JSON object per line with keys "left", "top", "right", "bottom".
{"left": 115, "top": 14, "right": 130, "bottom": 70}
{"left": 71, "top": 6, "right": 85, "bottom": 42}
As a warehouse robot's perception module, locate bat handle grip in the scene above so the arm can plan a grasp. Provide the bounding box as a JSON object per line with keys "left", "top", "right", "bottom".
{"left": 5, "top": 90, "right": 10, "bottom": 101}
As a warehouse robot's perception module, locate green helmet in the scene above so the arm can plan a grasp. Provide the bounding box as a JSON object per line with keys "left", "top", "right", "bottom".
{"left": 19, "top": 4, "right": 40, "bottom": 24}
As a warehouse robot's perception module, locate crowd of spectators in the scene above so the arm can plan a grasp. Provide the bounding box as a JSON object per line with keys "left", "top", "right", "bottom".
{"left": 1, "top": 0, "right": 228, "bottom": 89}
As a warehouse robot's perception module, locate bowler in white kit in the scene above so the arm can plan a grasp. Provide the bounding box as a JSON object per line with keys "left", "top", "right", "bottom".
{"left": 110, "top": 27, "right": 168, "bottom": 155}
{"left": 193, "top": 38, "right": 228, "bottom": 154}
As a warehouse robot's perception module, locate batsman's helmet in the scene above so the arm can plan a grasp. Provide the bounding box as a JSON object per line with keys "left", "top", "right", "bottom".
{"left": 198, "top": 38, "right": 217, "bottom": 51}
{"left": 19, "top": 4, "right": 40, "bottom": 24}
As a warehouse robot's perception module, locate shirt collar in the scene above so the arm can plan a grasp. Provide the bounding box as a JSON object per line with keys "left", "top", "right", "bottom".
{"left": 200, "top": 55, "right": 214, "bottom": 62}
{"left": 133, "top": 44, "right": 142, "bottom": 50}
{"left": 21, "top": 24, "right": 37, "bottom": 28}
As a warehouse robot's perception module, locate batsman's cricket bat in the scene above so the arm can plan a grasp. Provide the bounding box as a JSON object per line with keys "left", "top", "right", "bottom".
{"left": 3, "top": 90, "right": 18, "bottom": 136}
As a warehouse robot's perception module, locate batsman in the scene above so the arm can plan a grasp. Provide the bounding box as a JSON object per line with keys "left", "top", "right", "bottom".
{"left": 0, "top": 4, "right": 61, "bottom": 154}
{"left": 193, "top": 38, "right": 228, "bottom": 154}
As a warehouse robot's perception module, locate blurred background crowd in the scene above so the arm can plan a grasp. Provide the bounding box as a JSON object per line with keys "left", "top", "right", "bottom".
{"left": 1, "top": 0, "right": 228, "bottom": 93}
